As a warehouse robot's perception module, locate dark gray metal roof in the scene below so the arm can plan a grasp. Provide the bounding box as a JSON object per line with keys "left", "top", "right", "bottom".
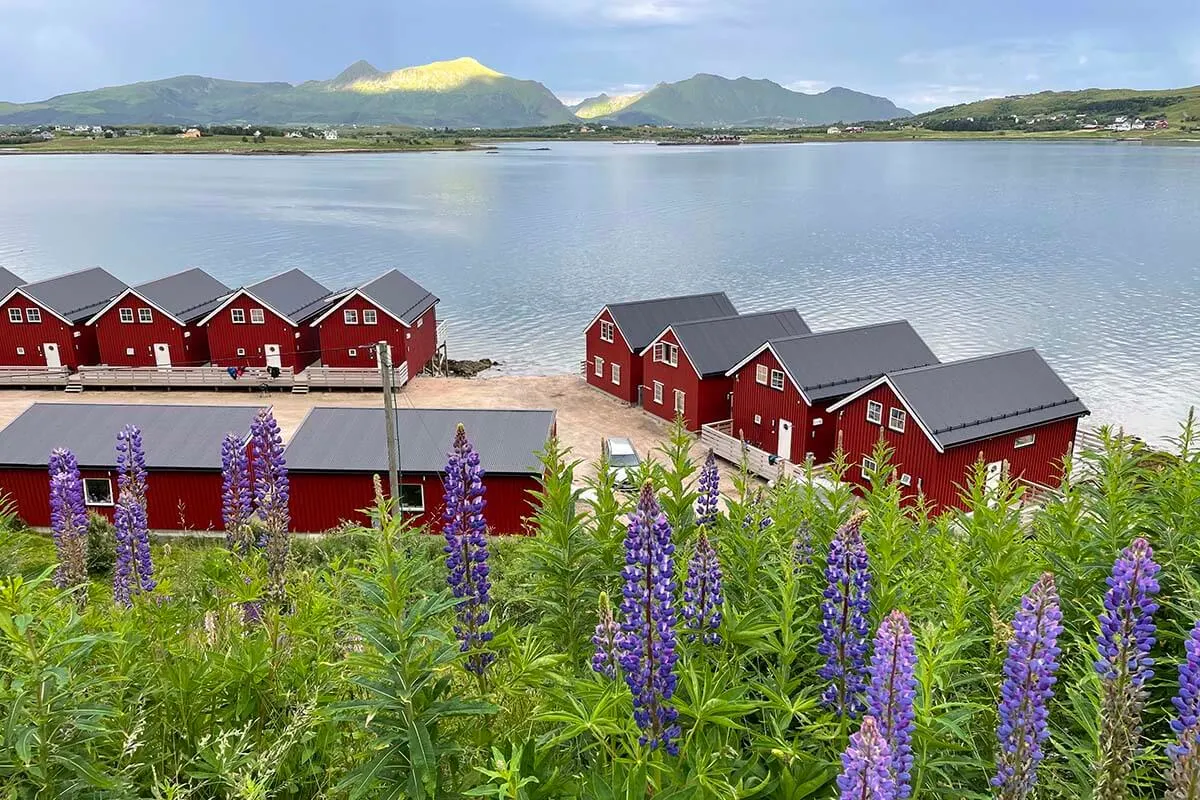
{"left": 606, "top": 292, "right": 738, "bottom": 351}
{"left": 887, "top": 349, "right": 1089, "bottom": 449}
{"left": 360, "top": 269, "right": 439, "bottom": 325}
{"left": 671, "top": 310, "right": 810, "bottom": 377}
{"left": 769, "top": 321, "right": 939, "bottom": 402}
{"left": 21, "top": 267, "right": 128, "bottom": 323}
{"left": 135, "top": 268, "right": 232, "bottom": 323}
{"left": 0, "top": 267, "right": 23, "bottom": 297}
{"left": 284, "top": 407, "right": 555, "bottom": 475}
{"left": 247, "top": 269, "right": 335, "bottom": 323}
{"left": 0, "top": 403, "right": 262, "bottom": 470}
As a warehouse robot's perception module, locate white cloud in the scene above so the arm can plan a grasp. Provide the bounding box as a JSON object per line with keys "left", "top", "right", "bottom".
{"left": 894, "top": 84, "right": 996, "bottom": 111}
{"left": 784, "top": 79, "right": 830, "bottom": 94}
{"left": 513, "top": 0, "right": 750, "bottom": 26}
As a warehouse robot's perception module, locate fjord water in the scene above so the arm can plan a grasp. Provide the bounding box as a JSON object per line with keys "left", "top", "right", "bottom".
{"left": 0, "top": 141, "right": 1197, "bottom": 441}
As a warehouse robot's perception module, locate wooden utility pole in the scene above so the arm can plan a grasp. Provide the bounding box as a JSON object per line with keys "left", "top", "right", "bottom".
{"left": 377, "top": 341, "right": 401, "bottom": 510}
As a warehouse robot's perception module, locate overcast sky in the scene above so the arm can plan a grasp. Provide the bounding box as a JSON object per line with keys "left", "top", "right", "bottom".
{"left": 2, "top": 0, "right": 1198, "bottom": 111}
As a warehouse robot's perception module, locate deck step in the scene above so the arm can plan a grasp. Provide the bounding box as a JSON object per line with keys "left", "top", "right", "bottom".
{"left": 64, "top": 383, "right": 84, "bottom": 393}
{"left": 291, "top": 383, "right": 310, "bottom": 394}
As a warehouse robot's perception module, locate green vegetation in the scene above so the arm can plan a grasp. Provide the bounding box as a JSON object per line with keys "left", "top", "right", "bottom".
{"left": 912, "top": 85, "right": 1200, "bottom": 130}
{"left": 0, "top": 131, "right": 476, "bottom": 154}
{"left": 571, "top": 92, "right": 646, "bottom": 119}
{"left": 4, "top": 414, "right": 1200, "bottom": 797}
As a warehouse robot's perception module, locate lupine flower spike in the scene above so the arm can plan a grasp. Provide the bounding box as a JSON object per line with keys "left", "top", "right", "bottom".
{"left": 443, "top": 423, "right": 494, "bottom": 676}
{"left": 1167, "top": 728, "right": 1200, "bottom": 800}
{"left": 220, "top": 432, "right": 253, "bottom": 555}
{"left": 115, "top": 425, "right": 147, "bottom": 503}
{"left": 592, "top": 592, "right": 621, "bottom": 679}
{"left": 868, "top": 610, "right": 918, "bottom": 799}
{"left": 250, "top": 409, "right": 290, "bottom": 603}
{"left": 1169, "top": 620, "right": 1200, "bottom": 761}
{"left": 113, "top": 426, "right": 154, "bottom": 608}
{"left": 695, "top": 451, "right": 720, "bottom": 528}
{"left": 819, "top": 511, "right": 872, "bottom": 718}
{"left": 618, "top": 482, "right": 681, "bottom": 754}
{"left": 683, "top": 530, "right": 724, "bottom": 645}
{"left": 1095, "top": 537, "right": 1160, "bottom": 800}
{"left": 837, "top": 716, "right": 897, "bottom": 800}
{"left": 48, "top": 449, "right": 89, "bottom": 604}
{"left": 992, "top": 573, "right": 1064, "bottom": 800}
{"left": 793, "top": 521, "right": 813, "bottom": 570}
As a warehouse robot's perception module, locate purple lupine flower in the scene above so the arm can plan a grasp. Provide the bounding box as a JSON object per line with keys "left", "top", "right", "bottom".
{"left": 592, "top": 592, "right": 621, "bottom": 679}
{"left": 443, "top": 423, "right": 494, "bottom": 676}
{"left": 220, "top": 432, "right": 253, "bottom": 555}
{"left": 1095, "top": 537, "right": 1160, "bottom": 800}
{"left": 992, "top": 573, "right": 1064, "bottom": 800}
{"left": 618, "top": 483, "right": 681, "bottom": 755}
{"left": 113, "top": 491, "right": 155, "bottom": 607}
{"left": 792, "top": 521, "right": 813, "bottom": 570}
{"left": 743, "top": 489, "right": 773, "bottom": 533}
{"left": 115, "top": 424, "right": 147, "bottom": 503}
{"left": 695, "top": 451, "right": 720, "bottom": 528}
{"left": 1168, "top": 728, "right": 1200, "bottom": 800}
{"left": 1169, "top": 620, "right": 1200, "bottom": 761}
{"left": 48, "top": 448, "right": 88, "bottom": 598}
{"left": 819, "top": 511, "right": 872, "bottom": 718}
{"left": 867, "top": 610, "right": 918, "bottom": 799}
{"left": 250, "top": 409, "right": 289, "bottom": 603}
{"left": 837, "top": 716, "right": 897, "bottom": 800}
{"left": 682, "top": 530, "right": 723, "bottom": 645}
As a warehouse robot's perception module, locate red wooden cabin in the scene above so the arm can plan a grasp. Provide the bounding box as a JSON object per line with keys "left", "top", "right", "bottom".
{"left": 640, "top": 309, "right": 809, "bottom": 431}
{"left": 307, "top": 269, "right": 439, "bottom": 375}
{"left": 284, "top": 406, "right": 556, "bottom": 533}
{"left": 197, "top": 268, "right": 334, "bottom": 371}
{"left": 584, "top": 293, "right": 737, "bottom": 404}
{"left": 87, "top": 268, "right": 231, "bottom": 368}
{"left": 0, "top": 402, "right": 262, "bottom": 531}
{"left": 828, "top": 349, "right": 1089, "bottom": 512}
{"left": 726, "top": 321, "right": 938, "bottom": 464}
{"left": 0, "top": 267, "right": 127, "bottom": 369}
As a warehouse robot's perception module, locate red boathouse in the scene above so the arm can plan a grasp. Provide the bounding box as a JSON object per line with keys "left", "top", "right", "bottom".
{"left": 726, "top": 321, "right": 938, "bottom": 464}
{"left": 284, "top": 406, "right": 556, "bottom": 534}
{"left": 828, "top": 348, "right": 1089, "bottom": 512}
{"left": 87, "top": 268, "right": 231, "bottom": 368}
{"left": 307, "top": 269, "right": 440, "bottom": 375}
{"left": 0, "top": 267, "right": 128, "bottom": 369}
{"left": 0, "top": 402, "right": 262, "bottom": 531}
{"left": 640, "top": 309, "right": 809, "bottom": 431}
{"left": 197, "top": 268, "right": 335, "bottom": 370}
{"left": 584, "top": 293, "right": 737, "bottom": 404}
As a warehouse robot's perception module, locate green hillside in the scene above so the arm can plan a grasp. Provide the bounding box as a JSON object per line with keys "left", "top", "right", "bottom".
{"left": 913, "top": 86, "right": 1200, "bottom": 124}
{"left": 570, "top": 92, "right": 644, "bottom": 119}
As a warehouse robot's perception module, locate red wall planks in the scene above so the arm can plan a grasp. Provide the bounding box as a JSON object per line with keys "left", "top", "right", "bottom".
{"left": 585, "top": 309, "right": 640, "bottom": 404}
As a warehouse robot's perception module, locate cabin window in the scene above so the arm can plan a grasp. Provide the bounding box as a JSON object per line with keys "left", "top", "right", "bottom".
{"left": 611, "top": 362, "right": 621, "bottom": 385}
{"left": 16, "top": 347, "right": 25, "bottom": 356}
{"left": 755, "top": 364, "right": 769, "bottom": 385}
{"left": 347, "top": 348, "right": 357, "bottom": 358}
{"left": 770, "top": 369, "right": 786, "bottom": 391}
{"left": 888, "top": 407, "right": 907, "bottom": 433}
{"left": 399, "top": 484, "right": 425, "bottom": 512}
{"left": 599, "top": 320, "right": 614, "bottom": 343}
{"left": 249, "top": 309, "right": 265, "bottom": 325}
{"left": 652, "top": 343, "right": 665, "bottom": 362}
{"left": 674, "top": 389, "right": 686, "bottom": 415}
{"left": 25, "top": 308, "right": 41, "bottom": 323}
{"left": 138, "top": 308, "right": 153, "bottom": 324}
{"left": 344, "top": 309, "right": 359, "bottom": 325}
{"left": 363, "top": 309, "right": 377, "bottom": 325}
{"left": 1014, "top": 433, "right": 1037, "bottom": 449}
{"left": 753, "top": 414, "right": 762, "bottom": 425}
{"left": 861, "top": 456, "right": 877, "bottom": 482}
{"left": 653, "top": 381, "right": 664, "bottom": 404}
{"left": 417, "top": 317, "right": 423, "bottom": 328}
{"left": 125, "top": 348, "right": 135, "bottom": 356}
{"left": 84, "top": 478, "right": 114, "bottom": 506}
{"left": 866, "top": 400, "right": 883, "bottom": 425}
{"left": 899, "top": 473, "right": 912, "bottom": 487}
{"left": 118, "top": 308, "right": 134, "bottom": 323}
{"left": 594, "top": 356, "right": 604, "bottom": 377}
{"left": 664, "top": 343, "right": 679, "bottom": 367}
{"left": 7, "top": 308, "right": 21, "bottom": 323}
{"left": 231, "top": 309, "right": 246, "bottom": 324}
{"left": 236, "top": 348, "right": 246, "bottom": 357}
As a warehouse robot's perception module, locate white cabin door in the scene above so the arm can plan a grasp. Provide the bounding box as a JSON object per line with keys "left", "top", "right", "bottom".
{"left": 43, "top": 343, "right": 61, "bottom": 368}
{"left": 985, "top": 460, "right": 1006, "bottom": 492}
{"left": 264, "top": 344, "right": 282, "bottom": 369}
{"left": 777, "top": 419, "right": 794, "bottom": 461}
{"left": 153, "top": 343, "right": 171, "bottom": 368}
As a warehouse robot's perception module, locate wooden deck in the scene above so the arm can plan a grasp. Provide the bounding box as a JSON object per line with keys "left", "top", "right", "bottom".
{"left": 0, "top": 367, "right": 70, "bottom": 388}
{"left": 72, "top": 365, "right": 296, "bottom": 391}
{"left": 700, "top": 419, "right": 818, "bottom": 483}
{"left": 294, "top": 362, "right": 409, "bottom": 393}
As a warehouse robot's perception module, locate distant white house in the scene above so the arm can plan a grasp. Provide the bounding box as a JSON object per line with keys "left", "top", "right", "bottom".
{"left": 323, "top": 129, "right": 339, "bottom": 141}
{"left": 285, "top": 131, "right": 304, "bottom": 139}
{"left": 90, "top": 125, "right": 103, "bottom": 135}
{"left": 826, "top": 126, "right": 841, "bottom": 134}
{"left": 35, "top": 131, "right": 54, "bottom": 141}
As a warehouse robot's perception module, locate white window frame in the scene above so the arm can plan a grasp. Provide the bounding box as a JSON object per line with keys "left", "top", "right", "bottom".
{"left": 7, "top": 308, "right": 22, "bottom": 323}
{"left": 362, "top": 309, "right": 378, "bottom": 325}
{"left": 236, "top": 347, "right": 246, "bottom": 357}
{"left": 770, "top": 369, "right": 786, "bottom": 391}
{"left": 888, "top": 407, "right": 907, "bottom": 433}
{"left": 230, "top": 308, "right": 246, "bottom": 324}
{"left": 755, "top": 364, "right": 769, "bottom": 385}
{"left": 249, "top": 308, "right": 265, "bottom": 325}
{"left": 866, "top": 400, "right": 883, "bottom": 425}
{"left": 1014, "top": 433, "right": 1037, "bottom": 449}
{"left": 399, "top": 484, "right": 425, "bottom": 512}
{"left": 25, "top": 308, "right": 41, "bottom": 323}
{"left": 416, "top": 317, "right": 423, "bottom": 328}
{"left": 343, "top": 309, "right": 359, "bottom": 325}
{"left": 600, "top": 320, "right": 614, "bottom": 343}
{"left": 861, "top": 456, "right": 877, "bottom": 482}
{"left": 83, "top": 478, "right": 114, "bottom": 507}
{"left": 674, "top": 389, "right": 686, "bottom": 415}
{"left": 118, "top": 308, "right": 134, "bottom": 323}
{"left": 348, "top": 348, "right": 358, "bottom": 358}
{"left": 664, "top": 343, "right": 679, "bottom": 367}
{"left": 652, "top": 342, "right": 665, "bottom": 362}
{"left": 138, "top": 308, "right": 153, "bottom": 324}
{"left": 594, "top": 355, "right": 604, "bottom": 377}
{"left": 611, "top": 362, "right": 621, "bottom": 385}
{"left": 653, "top": 381, "right": 664, "bottom": 404}
{"left": 899, "top": 473, "right": 912, "bottom": 487}
{"left": 16, "top": 347, "right": 25, "bottom": 356}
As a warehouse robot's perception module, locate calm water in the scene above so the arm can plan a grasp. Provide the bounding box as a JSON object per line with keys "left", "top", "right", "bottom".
{"left": 0, "top": 142, "right": 1197, "bottom": 442}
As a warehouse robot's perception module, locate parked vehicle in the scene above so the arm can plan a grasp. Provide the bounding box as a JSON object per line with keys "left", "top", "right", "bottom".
{"left": 602, "top": 437, "right": 641, "bottom": 490}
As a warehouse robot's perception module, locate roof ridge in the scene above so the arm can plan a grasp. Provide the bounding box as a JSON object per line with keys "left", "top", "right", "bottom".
{"left": 607, "top": 291, "right": 729, "bottom": 309}
{"left": 24, "top": 265, "right": 112, "bottom": 287}
{"left": 248, "top": 266, "right": 309, "bottom": 289}
{"left": 674, "top": 307, "right": 799, "bottom": 328}
{"left": 806, "top": 360, "right": 939, "bottom": 392}
{"left": 890, "top": 347, "right": 1039, "bottom": 377}
{"left": 773, "top": 319, "right": 911, "bottom": 344}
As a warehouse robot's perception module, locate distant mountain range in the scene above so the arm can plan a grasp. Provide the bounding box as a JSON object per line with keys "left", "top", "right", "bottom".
{"left": 909, "top": 85, "right": 1200, "bottom": 123}
{"left": 0, "top": 58, "right": 911, "bottom": 128}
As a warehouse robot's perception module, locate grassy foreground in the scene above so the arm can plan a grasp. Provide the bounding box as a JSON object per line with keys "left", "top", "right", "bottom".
{"left": 0, "top": 133, "right": 478, "bottom": 155}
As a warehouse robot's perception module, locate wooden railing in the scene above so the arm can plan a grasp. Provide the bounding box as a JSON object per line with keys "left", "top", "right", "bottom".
{"left": 700, "top": 419, "right": 820, "bottom": 483}
{"left": 300, "top": 362, "right": 409, "bottom": 389}
{"left": 75, "top": 365, "right": 295, "bottom": 389}
{"left": 437, "top": 319, "right": 449, "bottom": 348}
{"left": 0, "top": 366, "right": 70, "bottom": 387}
